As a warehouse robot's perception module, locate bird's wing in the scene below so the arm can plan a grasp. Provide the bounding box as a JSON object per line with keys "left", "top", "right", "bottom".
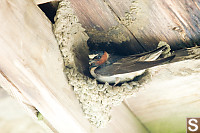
{"left": 126, "top": 45, "right": 167, "bottom": 61}
{"left": 95, "top": 55, "right": 175, "bottom": 76}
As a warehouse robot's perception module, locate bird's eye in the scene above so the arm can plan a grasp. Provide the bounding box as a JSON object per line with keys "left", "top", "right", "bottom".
{"left": 97, "top": 55, "right": 101, "bottom": 59}
{"left": 94, "top": 55, "right": 101, "bottom": 59}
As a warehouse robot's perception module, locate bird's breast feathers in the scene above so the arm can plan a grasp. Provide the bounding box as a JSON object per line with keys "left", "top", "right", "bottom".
{"left": 96, "top": 69, "right": 145, "bottom": 84}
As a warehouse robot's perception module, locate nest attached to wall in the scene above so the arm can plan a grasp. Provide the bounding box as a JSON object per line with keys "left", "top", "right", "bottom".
{"left": 53, "top": 0, "right": 152, "bottom": 128}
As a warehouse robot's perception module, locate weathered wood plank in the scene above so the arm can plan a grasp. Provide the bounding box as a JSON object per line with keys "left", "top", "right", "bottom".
{"left": 0, "top": 0, "right": 91, "bottom": 132}
{"left": 0, "top": 88, "right": 49, "bottom": 133}
{"left": 0, "top": 70, "right": 58, "bottom": 133}
{"left": 34, "top": 0, "right": 60, "bottom": 5}
{"left": 125, "top": 56, "right": 200, "bottom": 133}
{"left": 105, "top": 0, "right": 200, "bottom": 50}
{"left": 68, "top": 0, "right": 200, "bottom": 51}
{"left": 68, "top": 0, "right": 146, "bottom": 54}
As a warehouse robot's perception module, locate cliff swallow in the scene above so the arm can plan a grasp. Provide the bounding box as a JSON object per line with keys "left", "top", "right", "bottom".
{"left": 89, "top": 46, "right": 175, "bottom": 85}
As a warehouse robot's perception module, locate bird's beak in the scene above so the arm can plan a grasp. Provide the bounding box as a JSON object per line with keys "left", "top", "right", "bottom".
{"left": 89, "top": 54, "right": 98, "bottom": 60}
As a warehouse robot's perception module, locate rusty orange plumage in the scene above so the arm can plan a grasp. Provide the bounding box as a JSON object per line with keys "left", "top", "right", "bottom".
{"left": 96, "top": 51, "right": 109, "bottom": 65}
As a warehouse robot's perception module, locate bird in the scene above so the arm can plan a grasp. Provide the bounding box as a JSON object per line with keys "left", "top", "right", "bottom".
{"left": 89, "top": 46, "right": 175, "bottom": 86}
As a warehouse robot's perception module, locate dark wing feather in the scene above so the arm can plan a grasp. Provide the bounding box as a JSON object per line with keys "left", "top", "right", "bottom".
{"left": 95, "top": 55, "right": 175, "bottom": 76}
{"left": 106, "top": 45, "right": 167, "bottom": 64}
{"left": 125, "top": 45, "right": 167, "bottom": 61}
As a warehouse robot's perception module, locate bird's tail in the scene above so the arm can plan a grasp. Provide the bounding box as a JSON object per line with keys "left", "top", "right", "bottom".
{"left": 132, "top": 55, "right": 176, "bottom": 72}
{"left": 140, "top": 54, "right": 176, "bottom": 67}
{"left": 133, "top": 45, "right": 167, "bottom": 61}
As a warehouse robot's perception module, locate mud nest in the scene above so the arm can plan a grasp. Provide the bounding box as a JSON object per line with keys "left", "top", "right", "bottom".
{"left": 53, "top": 0, "right": 160, "bottom": 128}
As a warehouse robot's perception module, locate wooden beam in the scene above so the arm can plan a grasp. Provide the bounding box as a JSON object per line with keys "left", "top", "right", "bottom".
{"left": 68, "top": 0, "right": 146, "bottom": 54}
{"left": 0, "top": 0, "right": 92, "bottom": 132}
{"left": 94, "top": 103, "right": 149, "bottom": 133}
{"left": 34, "top": 0, "right": 60, "bottom": 5}
{"left": 124, "top": 49, "right": 200, "bottom": 132}
{"left": 0, "top": 88, "right": 52, "bottom": 133}
{"left": 0, "top": 71, "right": 56, "bottom": 133}
{"left": 68, "top": 0, "right": 200, "bottom": 51}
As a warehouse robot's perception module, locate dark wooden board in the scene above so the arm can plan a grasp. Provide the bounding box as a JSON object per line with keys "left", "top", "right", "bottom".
{"left": 68, "top": 0, "right": 200, "bottom": 52}
{"left": 68, "top": 0, "right": 146, "bottom": 54}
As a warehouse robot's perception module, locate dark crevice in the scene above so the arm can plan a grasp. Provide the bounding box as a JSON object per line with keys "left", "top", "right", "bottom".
{"left": 38, "top": 2, "right": 59, "bottom": 24}
{"left": 87, "top": 41, "right": 144, "bottom": 55}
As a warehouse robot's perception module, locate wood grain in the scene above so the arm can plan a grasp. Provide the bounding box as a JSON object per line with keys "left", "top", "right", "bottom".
{"left": 104, "top": 0, "right": 200, "bottom": 50}
{"left": 68, "top": 0, "right": 200, "bottom": 51}
{"left": 0, "top": 0, "right": 91, "bottom": 132}
{"left": 125, "top": 56, "right": 200, "bottom": 133}
{"left": 68, "top": 0, "right": 146, "bottom": 54}
{"left": 0, "top": 89, "right": 49, "bottom": 133}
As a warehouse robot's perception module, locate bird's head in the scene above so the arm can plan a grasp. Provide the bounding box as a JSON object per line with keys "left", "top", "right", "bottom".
{"left": 89, "top": 51, "right": 109, "bottom": 68}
